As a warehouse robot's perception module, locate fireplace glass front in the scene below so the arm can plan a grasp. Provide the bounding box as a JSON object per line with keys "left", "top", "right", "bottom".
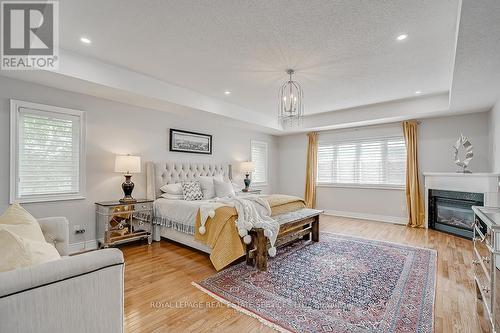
{"left": 428, "top": 189, "right": 484, "bottom": 239}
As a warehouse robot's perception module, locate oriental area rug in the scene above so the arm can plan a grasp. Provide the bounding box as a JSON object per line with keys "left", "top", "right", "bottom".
{"left": 193, "top": 232, "right": 436, "bottom": 333}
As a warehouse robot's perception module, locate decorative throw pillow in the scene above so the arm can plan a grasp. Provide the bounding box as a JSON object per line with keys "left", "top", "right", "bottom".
{"left": 197, "top": 175, "right": 223, "bottom": 199}
{"left": 0, "top": 203, "right": 45, "bottom": 242}
{"left": 0, "top": 228, "right": 61, "bottom": 273}
{"left": 159, "top": 183, "right": 183, "bottom": 195}
{"left": 214, "top": 178, "right": 236, "bottom": 198}
{"left": 181, "top": 181, "right": 204, "bottom": 201}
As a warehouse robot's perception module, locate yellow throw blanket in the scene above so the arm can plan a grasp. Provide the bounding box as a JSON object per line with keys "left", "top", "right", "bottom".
{"left": 194, "top": 194, "right": 305, "bottom": 271}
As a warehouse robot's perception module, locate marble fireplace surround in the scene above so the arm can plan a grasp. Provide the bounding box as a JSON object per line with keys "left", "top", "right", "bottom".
{"left": 424, "top": 173, "right": 500, "bottom": 228}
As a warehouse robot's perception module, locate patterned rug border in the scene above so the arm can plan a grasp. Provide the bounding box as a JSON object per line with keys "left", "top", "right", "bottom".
{"left": 322, "top": 232, "right": 438, "bottom": 255}
{"left": 193, "top": 232, "right": 438, "bottom": 333}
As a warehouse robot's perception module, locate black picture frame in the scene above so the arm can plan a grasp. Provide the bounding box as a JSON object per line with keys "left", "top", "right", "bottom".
{"left": 169, "top": 129, "right": 212, "bottom": 155}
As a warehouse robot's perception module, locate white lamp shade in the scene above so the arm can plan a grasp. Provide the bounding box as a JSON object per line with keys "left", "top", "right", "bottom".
{"left": 240, "top": 161, "right": 255, "bottom": 173}
{"left": 115, "top": 155, "right": 141, "bottom": 174}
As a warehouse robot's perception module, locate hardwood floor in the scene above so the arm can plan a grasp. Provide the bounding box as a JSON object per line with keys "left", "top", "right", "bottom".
{"left": 121, "top": 215, "right": 491, "bottom": 332}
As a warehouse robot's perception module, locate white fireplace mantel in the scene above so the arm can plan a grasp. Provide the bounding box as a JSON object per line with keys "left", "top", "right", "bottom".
{"left": 423, "top": 172, "right": 500, "bottom": 228}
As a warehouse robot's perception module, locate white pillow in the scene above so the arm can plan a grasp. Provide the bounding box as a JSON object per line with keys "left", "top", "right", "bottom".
{"left": 160, "top": 193, "right": 184, "bottom": 200}
{"left": 197, "top": 175, "right": 223, "bottom": 199}
{"left": 0, "top": 203, "right": 45, "bottom": 242}
{"left": 0, "top": 228, "right": 61, "bottom": 273}
{"left": 214, "top": 179, "right": 236, "bottom": 198}
{"left": 160, "top": 183, "right": 182, "bottom": 195}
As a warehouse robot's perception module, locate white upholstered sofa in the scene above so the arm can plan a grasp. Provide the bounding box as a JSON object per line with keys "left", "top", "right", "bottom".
{"left": 0, "top": 217, "right": 125, "bottom": 333}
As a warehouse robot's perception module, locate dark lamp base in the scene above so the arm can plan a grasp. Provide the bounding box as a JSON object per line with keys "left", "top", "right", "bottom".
{"left": 120, "top": 174, "right": 136, "bottom": 203}
{"left": 243, "top": 173, "right": 251, "bottom": 192}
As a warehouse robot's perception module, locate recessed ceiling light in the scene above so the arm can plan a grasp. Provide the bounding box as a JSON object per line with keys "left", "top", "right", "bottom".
{"left": 80, "top": 37, "right": 91, "bottom": 44}
{"left": 396, "top": 34, "right": 408, "bottom": 41}
{"left": 224, "top": 91, "right": 231, "bottom": 95}
{"left": 415, "top": 90, "right": 422, "bottom": 95}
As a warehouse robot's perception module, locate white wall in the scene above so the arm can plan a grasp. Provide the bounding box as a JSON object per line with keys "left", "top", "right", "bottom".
{"left": 277, "top": 112, "right": 491, "bottom": 223}
{"left": 0, "top": 77, "right": 278, "bottom": 246}
{"left": 419, "top": 113, "right": 490, "bottom": 173}
{"left": 490, "top": 102, "right": 500, "bottom": 172}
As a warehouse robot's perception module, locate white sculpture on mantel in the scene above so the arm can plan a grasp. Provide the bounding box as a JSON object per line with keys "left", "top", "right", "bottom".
{"left": 453, "top": 134, "right": 473, "bottom": 173}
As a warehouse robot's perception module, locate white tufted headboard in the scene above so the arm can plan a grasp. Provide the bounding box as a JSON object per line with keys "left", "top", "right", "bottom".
{"left": 146, "top": 162, "right": 232, "bottom": 199}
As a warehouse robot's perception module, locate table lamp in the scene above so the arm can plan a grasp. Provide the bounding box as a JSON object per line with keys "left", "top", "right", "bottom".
{"left": 115, "top": 155, "right": 141, "bottom": 203}
{"left": 240, "top": 161, "right": 255, "bottom": 192}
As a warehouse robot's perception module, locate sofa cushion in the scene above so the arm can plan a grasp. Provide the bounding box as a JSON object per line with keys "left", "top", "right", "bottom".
{"left": 0, "top": 203, "right": 45, "bottom": 242}
{"left": 0, "top": 228, "right": 61, "bottom": 273}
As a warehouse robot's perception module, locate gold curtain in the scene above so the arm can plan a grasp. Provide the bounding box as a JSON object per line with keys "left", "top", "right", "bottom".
{"left": 403, "top": 121, "right": 425, "bottom": 228}
{"left": 304, "top": 132, "right": 318, "bottom": 208}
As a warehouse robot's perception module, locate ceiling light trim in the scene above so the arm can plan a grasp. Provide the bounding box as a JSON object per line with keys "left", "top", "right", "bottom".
{"left": 396, "top": 34, "right": 408, "bottom": 41}
{"left": 80, "top": 37, "right": 92, "bottom": 44}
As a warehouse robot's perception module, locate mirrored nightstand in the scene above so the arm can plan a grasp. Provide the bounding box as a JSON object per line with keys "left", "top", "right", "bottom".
{"left": 95, "top": 199, "right": 153, "bottom": 248}
{"left": 236, "top": 189, "right": 262, "bottom": 196}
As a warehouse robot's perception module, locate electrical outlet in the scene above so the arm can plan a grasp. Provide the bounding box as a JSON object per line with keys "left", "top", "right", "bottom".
{"left": 73, "top": 225, "right": 86, "bottom": 234}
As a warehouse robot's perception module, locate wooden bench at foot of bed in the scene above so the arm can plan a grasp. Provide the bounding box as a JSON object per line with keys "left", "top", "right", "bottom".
{"left": 245, "top": 208, "right": 323, "bottom": 271}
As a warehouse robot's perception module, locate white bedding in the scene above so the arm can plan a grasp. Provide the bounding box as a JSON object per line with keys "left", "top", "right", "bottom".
{"left": 153, "top": 195, "right": 270, "bottom": 236}
{"left": 154, "top": 195, "right": 280, "bottom": 257}
{"left": 153, "top": 198, "right": 209, "bottom": 235}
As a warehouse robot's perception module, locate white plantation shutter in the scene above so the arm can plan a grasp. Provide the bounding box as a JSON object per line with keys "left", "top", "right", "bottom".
{"left": 251, "top": 140, "right": 268, "bottom": 184}
{"left": 317, "top": 136, "right": 406, "bottom": 186}
{"left": 11, "top": 100, "right": 86, "bottom": 203}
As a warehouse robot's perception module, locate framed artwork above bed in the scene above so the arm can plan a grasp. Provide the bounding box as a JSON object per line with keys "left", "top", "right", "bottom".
{"left": 169, "top": 129, "right": 212, "bottom": 154}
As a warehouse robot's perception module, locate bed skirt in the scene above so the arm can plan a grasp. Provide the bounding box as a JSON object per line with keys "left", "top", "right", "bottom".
{"left": 153, "top": 216, "right": 195, "bottom": 235}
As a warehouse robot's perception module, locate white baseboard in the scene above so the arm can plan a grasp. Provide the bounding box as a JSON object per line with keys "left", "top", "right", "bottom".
{"left": 322, "top": 210, "right": 407, "bottom": 225}
{"left": 68, "top": 239, "right": 98, "bottom": 254}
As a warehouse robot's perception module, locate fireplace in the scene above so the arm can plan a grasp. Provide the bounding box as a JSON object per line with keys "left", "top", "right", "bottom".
{"left": 428, "top": 189, "right": 484, "bottom": 239}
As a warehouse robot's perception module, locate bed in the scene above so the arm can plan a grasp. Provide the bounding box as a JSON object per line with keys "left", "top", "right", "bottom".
{"left": 146, "top": 162, "right": 312, "bottom": 270}
{"left": 146, "top": 162, "right": 232, "bottom": 253}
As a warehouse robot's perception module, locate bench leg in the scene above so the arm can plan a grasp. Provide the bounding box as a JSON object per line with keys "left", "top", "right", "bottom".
{"left": 312, "top": 215, "right": 320, "bottom": 242}
{"left": 255, "top": 229, "right": 268, "bottom": 271}
{"left": 302, "top": 224, "right": 311, "bottom": 241}
{"left": 245, "top": 241, "right": 253, "bottom": 266}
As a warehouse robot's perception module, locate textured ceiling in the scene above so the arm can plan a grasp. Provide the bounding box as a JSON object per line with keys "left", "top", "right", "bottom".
{"left": 58, "top": 0, "right": 459, "bottom": 116}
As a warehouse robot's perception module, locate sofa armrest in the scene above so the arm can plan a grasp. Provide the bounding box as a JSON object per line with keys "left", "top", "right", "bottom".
{"left": 0, "top": 249, "right": 124, "bottom": 333}
{"left": 37, "top": 216, "right": 69, "bottom": 256}
{"left": 0, "top": 248, "right": 123, "bottom": 298}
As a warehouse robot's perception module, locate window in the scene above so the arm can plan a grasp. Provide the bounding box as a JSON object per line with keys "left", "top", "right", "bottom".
{"left": 251, "top": 140, "right": 268, "bottom": 185}
{"left": 317, "top": 136, "right": 406, "bottom": 188}
{"left": 10, "top": 100, "right": 86, "bottom": 203}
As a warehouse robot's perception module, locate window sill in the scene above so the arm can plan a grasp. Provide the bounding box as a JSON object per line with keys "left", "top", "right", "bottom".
{"left": 316, "top": 183, "right": 405, "bottom": 190}
{"left": 11, "top": 194, "right": 86, "bottom": 204}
